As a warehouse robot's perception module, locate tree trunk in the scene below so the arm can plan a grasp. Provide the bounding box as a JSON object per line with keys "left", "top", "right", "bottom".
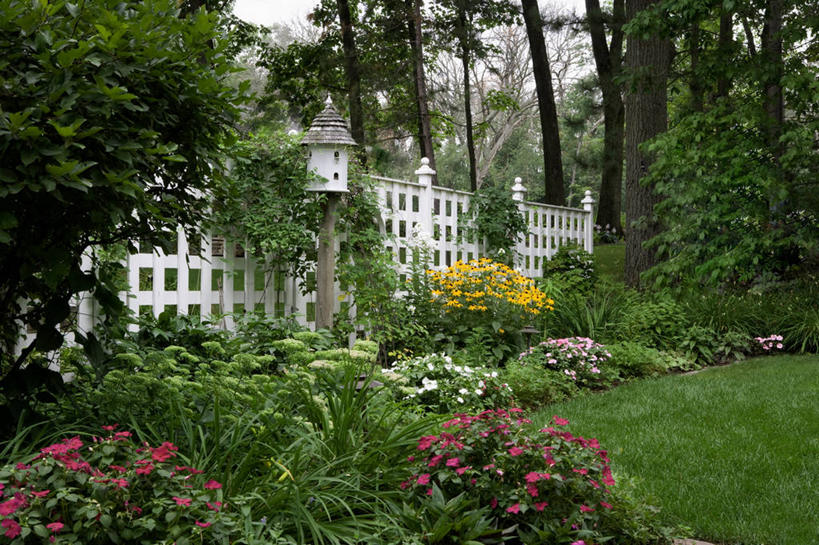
{"left": 521, "top": 0, "right": 565, "bottom": 205}
{"left": 624, "top": 0, "right": 671, "bottom": 288}
{"left": 455, "top": 7, "right": 478, "bottom": 192}
{"left": 716, "top": 8, "right": 733, "bottom": 99}
{"left": 586, "top": 0, "right": 624, "bottom": 235}
{"left": 406, "top": 0, "right": 438, "bottom": 183}
{"left": 336, "top": 0, "right": 365, "bottom": 150}
{"left": 761, "top": 0, "right": 784, "bottom": 166}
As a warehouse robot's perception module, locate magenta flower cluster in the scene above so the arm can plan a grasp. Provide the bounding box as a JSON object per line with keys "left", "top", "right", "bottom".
{"left": 0, "top": 426, "right": 233, "bottom": 543}
{"left": 403, "top": 409, "right": 617, "bottom": 543}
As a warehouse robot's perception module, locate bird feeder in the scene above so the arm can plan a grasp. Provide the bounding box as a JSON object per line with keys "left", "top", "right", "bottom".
{"left": 301, "top": 97, "right": 357, "bottom": 193}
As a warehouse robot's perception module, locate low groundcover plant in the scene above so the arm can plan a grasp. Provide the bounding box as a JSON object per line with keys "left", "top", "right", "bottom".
{"left": 0, "top": 426, "right": 245, "bottom": 544}
{"left": 402, "top": 409, "right": 668, "bottom": 544}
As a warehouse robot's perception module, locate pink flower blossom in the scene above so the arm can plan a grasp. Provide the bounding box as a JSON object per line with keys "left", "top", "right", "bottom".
{"left": 428, "top": 455, "right": 444, "bottom": 467}
{"left": 206, "top": 501, "right": 222, "bottom": 512}
{"left": 445, "top": 457, "right": 460, "bottom": 467}
{"left": 195, "top": 520, "right": 212, "bottom": 528}
{"left": 455, "top": 466, "right": 471, "bottom": 475}
{"left": 426, "top": 488, "right": 433, "bottom": 496}
{"left": 204, "top": 480, "right": 222, "bottom": 489}
{"left": 416, "top": 473, "right": 431, "bottom": 485}
{"left": 490, "top": 497, "right": 498, "bottom": 508}
{"left": 580, "top": 504, "right": 595, "bottom": 512}
{"left": 553, "top": 416, "right": 569, "bottom": 426}
{"left": 2, "top": 519, "right": 21, "bottom": 538}
{"left": 102, "top": 424, "right": 117, "bottom": 431}
{"left": 526, "top": 484, "right": 539, "bottom": 497}
{"left": 505, "top": 503, "right": 520, "bottom": 514}
{"left": 46, "top": 522, "right": 64, "bottom": 533}
{"left": 525, "top": 471, "right": 541, "bottom": 483}
{"left": 534, "top": 501, "right": 548, "bottom": 511}
{"left": 600, "top": 501, "right": 613, "bottom": 509}
{"left": 570, "top": 541, "right": 586, "bottom": 545}
{"left": 508, "top": 446, "right": 523, "bottom": 456}
{"left": 31, "top": 490, "right": 50, "bottom": 498}
{"left": 150, "top": 442, "right": 178, "bottom": 462}
{"left": 172, "top": 496, "right": 192, "bottom": 507}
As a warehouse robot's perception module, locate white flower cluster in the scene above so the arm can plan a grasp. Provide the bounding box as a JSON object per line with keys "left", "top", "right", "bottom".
{"left": 389, "top": 353, "right": 513, "bottom": 411}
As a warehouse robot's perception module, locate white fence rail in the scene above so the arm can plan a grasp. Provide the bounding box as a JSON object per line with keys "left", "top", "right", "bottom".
{"left": 94, "top": 160, "right": 593, "bottom": 330}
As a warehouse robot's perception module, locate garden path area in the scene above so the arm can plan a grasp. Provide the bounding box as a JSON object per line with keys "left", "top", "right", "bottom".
{"left": 535, "top": 355, "right": 819, "bottom": 545}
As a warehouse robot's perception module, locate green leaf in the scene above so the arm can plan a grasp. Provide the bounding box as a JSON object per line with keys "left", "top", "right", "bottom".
{"left": 100, "top": 514, "right": 112, "bottom": 528}
{"left": 33, "top": 525, "right": 49, "bottom": 538}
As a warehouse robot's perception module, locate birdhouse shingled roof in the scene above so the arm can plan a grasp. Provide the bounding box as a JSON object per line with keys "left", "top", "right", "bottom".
{"left": 301, "top": 98, "right": 358, "bottom": 146}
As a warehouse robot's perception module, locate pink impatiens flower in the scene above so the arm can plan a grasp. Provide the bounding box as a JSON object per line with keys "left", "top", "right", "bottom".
{"left": 445, "top": 457, "right": 460, "bottom": 467}
{"left": 416, "top": 473, "right": 431, "bottom": 485}
{"left": 580, "top": 504, "right": 595, "bottom": 512}
{"left": 172, "top": 496, "right": 192, "bottom": 507}
{"left": 600, "top": 500, "right": 613, "bottom": 509}
{"left": 2, "top": 519, "right": 21, "bottom": 539}
{"left": 46, "top": 522, "right": 64, "bottom": 533}
{"left": 204, "top": 480, "right": 222, "bottom": 489}
{"left": 570, "top": 541, "right": 586, "bottom": 545}
{"left": 553, "top": 416, "right": 570, "bottom": 426}
{"left": 508, "top": 446, "right": 524, "bottom": 456}
{"left": 195, "top": 520, "right": 212, "bottom": 528}
{"left": 534, "top": 501, "right": 548, "bottom": 511}
{"left": 505, "top": 503, "right": 520, "bottom": 514}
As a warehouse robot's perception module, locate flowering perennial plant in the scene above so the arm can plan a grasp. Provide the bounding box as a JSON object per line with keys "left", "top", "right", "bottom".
{"left": 518, "top": 337, "right": 611, "bottom": 388}
{"left": 754, "top": 334, "right": 784, "bottom": 353}
{"left": 0, "top": 427, "right": 244, "bottom": 544}
{"left": 403, "top": 410, "right": 618, "bottom": 544}
{"left": 427, "top": 259, "right": 553, "bottom": 318}
{"left": 390, "top": 353, "right": 513, "bottom": 413}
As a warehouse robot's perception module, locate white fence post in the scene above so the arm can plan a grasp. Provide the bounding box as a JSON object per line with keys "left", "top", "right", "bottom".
{"left": 581, "top": 190, "right": 595, "bottom": 254}
{"left": 415, "top": 157, "right": 435, "bottom": 237}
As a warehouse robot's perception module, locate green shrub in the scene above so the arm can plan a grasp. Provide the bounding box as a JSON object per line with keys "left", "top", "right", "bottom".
{"left": 543, "top": 243, "right": 597, "bottom": 295}
{"left": 676, "top": 325, "right": 751, "bottom": 366}
{"left": 607, "top": 342, "right": 688, "bottom": 379}
{"left": 617, "top": 295, "right": 688, "bottom": 350}
{"left": 503, "top": 362, "right": 578, "bottom": 408}
{"left": 404, "top": 410, "right": 673, "bottom": 545}
{"left": 0, "top": 430, "right": 251, "bottom": 544}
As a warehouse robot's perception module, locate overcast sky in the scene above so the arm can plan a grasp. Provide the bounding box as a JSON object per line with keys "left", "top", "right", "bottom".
{"left": 233, "top": 0, "right": 587, "bottom": 28}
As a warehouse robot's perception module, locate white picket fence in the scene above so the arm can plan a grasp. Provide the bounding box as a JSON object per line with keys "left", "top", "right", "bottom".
{"left": 76, "top": 160, "right": 593, "bottom": 332}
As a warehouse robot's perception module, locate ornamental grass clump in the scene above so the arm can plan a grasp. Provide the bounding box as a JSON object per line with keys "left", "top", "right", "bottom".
{"left": 518, "top": 337, "right": 612, "bottom": 388}
{"left": 0, "top": 427, "right": 246, "bottom": 544}
{"left": 403, "top": 410, "right": 658, "bottom": 545}
{"left": 390, "top": 353, "right": 513, "bottom": 413}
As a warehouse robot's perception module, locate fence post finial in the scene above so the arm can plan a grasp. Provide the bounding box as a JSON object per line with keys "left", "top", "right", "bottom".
{"left": 581, "top": 190, "right": 595, "bottom": 253}
{"left": 511, "top": 177, "right": 527, "bottom": 202}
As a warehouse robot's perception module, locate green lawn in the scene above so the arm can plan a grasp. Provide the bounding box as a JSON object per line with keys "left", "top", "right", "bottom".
{"left": 532, "top": 355, "right": 819, "bottom": 545}
{"left": 593, "top": 242, "right": 625, "bottom": 284}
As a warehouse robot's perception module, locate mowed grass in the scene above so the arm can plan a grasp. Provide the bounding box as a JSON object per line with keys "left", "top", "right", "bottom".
{"left": 593, "top": 242, "right": 625, "bottom": 283}
{"left": 532, "top": 355, "right": 819, "bottom": 545}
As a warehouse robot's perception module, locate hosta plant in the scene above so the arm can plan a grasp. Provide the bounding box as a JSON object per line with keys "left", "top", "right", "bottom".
{"left": 403, "top": 409, "right": 665, "bottom": 544}
{"left": 389, "top": 353, "right": 514, "bottom": 414}
{"left": 518, "top": 337, "right": 612, "bottom": 388}
{"left": 0, "top": 427, "right": 247, "bottom": 544}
